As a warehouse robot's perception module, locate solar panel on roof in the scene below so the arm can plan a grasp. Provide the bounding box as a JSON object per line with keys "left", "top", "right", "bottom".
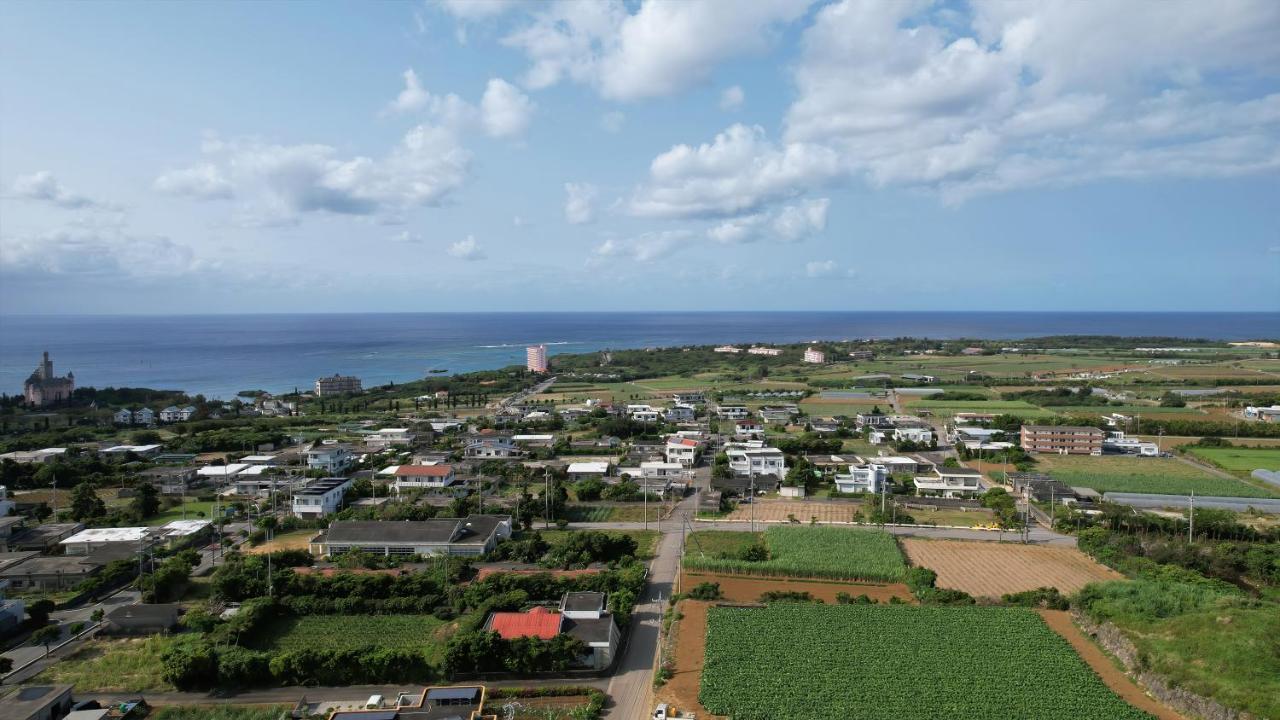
{"left": 331, "top": 712, "right": 396, "bottom": 720}
{"left": 426, "top": 687, "right": 481, "bottom": 701}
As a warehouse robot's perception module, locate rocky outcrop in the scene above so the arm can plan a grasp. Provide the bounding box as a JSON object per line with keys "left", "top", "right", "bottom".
{"left": 1071, "top": 610, "right": 1255, "bottom": 720}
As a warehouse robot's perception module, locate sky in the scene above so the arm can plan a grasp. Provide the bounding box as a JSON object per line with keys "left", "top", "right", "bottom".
{"left": 1, "top": 0, "right": 1278, "bottom": 314}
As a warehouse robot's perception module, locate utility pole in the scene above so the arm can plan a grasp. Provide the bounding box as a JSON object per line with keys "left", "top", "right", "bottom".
{"left": 1188, "top": 491, "right": 1195, "bottom": 543}
{"left": 544, "top": 467, "right": 550, "bottom": 529}
{"left": 749, "top": 468, "right": 756, "bottom": 533}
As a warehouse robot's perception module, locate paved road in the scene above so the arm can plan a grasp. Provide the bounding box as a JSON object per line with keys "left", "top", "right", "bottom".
{"left": 602, "top": 495, "right": 692, "bottom": 720}
{"left": 575, "top": 517, "right": 1074, "bottom": 546}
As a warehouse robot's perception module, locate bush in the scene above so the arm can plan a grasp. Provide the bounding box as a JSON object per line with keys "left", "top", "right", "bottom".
{"left": 687, "top": 582, "right": 724, "bottom": 601}
{"left": 1001, "top": 587, "right": 1069, "bottom": 610}
{"left": 758, "top": 590, "right": 822, "bottom": 604}
{"left": 161, "top": 638, "right": 219, "bottom": 690}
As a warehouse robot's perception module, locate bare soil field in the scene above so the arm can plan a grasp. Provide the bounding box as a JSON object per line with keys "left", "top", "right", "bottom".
{"left": 724, "top": 499, "right": 858, "bottom": 523}
{"left": 680, "top": 570, "right": 914, "bottom": 604}
{"left": 243, "top": 529, "right": 314, "bottom": 555}
{"left": 656, "top": 599, "right": 716, "bottom": 720}
{"left": 901, "top": 539, "right": 1124, "bottom": 597}
{"left": 1038, "top": 610, "right": 1185, "bottom": 720}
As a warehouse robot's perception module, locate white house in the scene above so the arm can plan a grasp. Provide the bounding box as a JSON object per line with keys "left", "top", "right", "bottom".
{"left": 133, "top": 408, "right": 156, "bottom": 425}
{"left": 198, "top": 463, "right": 251, "bottom": 481}
{"left": 464, "top": 437, "right": 522, "bottom": 459}
{"left": 628, "top": 405, "right": 661, "bottom": 423}
{"left": 365, "top": 428, "right": 416, "bottom": 450}
{"left": 664, "top": 437, "right": 700, "bottom": 467}
{"left": 914, "top": 467, "right": 984, "bottom": 498}
{"left": 559, "top": 591, "right": 621, "bottom": 671}
{"left": 567, "top": 461, "right": 609, "bottom": 480}
{"left": 512, "top": 434, "right": 556, "bottom": 448}
{"left": 759, "top": 406, "right": 797, "bottom": 425}
{"left": 640, "top": 461, "right": 684, "bottom": 479}
{"left": 673, "top": 393, "right": 705, "bottom": 405}
{"left": 716, "top": 406, "right": 750, "bottom": 420}
{"left": 292, "top": 477, "right": 352, "bottom": 518}
{"left": 391, "top": 464, "right": 457, "bottom": 494}
{"left": 734, "top": 419, "right": 764, "bottom": 439}
{"left": 664, "top": 405, "right": 696, "bottom": 423}
{"left": 305, "top": 444, "right": 354, "bottom": 474}
{"left": 727, "top": 447, "right": 787, "bottom": 478}
{"left": 893, "top": 426, "right": 935, "bottom": 445}
{"left": 803, "top": 347, "right": 826, "bottom": 364}
{"left": 834, "top": 463, "right": 886, "bottom": 494}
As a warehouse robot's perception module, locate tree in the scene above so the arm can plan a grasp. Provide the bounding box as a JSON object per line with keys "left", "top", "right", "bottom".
{"left": 161, "top": 638, "right": 218, "bottom": 690}
{"left": 130, "top": 482, "right": 161, "bottom": 519}
{"left": 26, "top": 599, "right": 56, "bottom": 628}
{"left": 30, "top": 624, "right": 62, "bottom": 649}
{"left": 68, "top": 481, "right": 106, "bottom": 521}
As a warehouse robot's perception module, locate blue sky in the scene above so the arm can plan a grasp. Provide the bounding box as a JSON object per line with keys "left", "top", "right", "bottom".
{"left": 1, "top": 0, "right": 1278, "bottom": 314}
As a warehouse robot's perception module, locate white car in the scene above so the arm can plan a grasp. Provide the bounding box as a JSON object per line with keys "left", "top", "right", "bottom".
{"left": 653, "top": 703, "right": 669, "bottom": 720}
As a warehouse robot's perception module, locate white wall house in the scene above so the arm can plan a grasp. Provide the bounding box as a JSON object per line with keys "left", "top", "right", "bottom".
{"left": 292, "top": 477, "right": 352, "bottom": 518}
{"left": 640, "top": 461, "right": 684, "bottom": 479}
{"left": 834, "top": 463, "right": 886, "bottom": 494}
{"left": 113, "top": 409, "right": 133, "bottom": 424}
{"left": 893, "top": 426, "right": 935, "bottom": 444}
{"left": 734, "top": 420, "right": 764, "bottom": 439}
{"left": 305, "top": 444, "right": 354, "bottom": 474}
{"left": 727, "top": 447, "right": 787, "bottom": 478}
{"left": 717, "top": 406, "right": 750, "bottom": 420}
{"left": 465, "top": 438, "right": 522, "bottom": 459}
{"left": 913, "top": 467, "right": 984, "bottom": 498}
{"left": 664, "top": 405, "right": 696, "bottom": 423}
{"left": 133, "top": 408, "right": 156, "bottom": 425}
{"left": 664, "top": 438, "right": 700, "bottom": 467}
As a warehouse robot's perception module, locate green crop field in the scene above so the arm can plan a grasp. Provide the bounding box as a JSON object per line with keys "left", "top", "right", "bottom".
{"left": 700, "top": 605, "right": 1153, "bottom": 720}
{"left": 254, "top": 615, "right": 455, "bottom": 661}
{"left": 150, "top": 708, "right": 292, "bottom": 720}
{"left": 683, "top": 526, "right": 905, "bottom": 581}
{"left": 1184, "top": 446, "right": 1280, "bottom": 475}
{"left": 1035, "top": 455, "right": 1276, "bottom": 498}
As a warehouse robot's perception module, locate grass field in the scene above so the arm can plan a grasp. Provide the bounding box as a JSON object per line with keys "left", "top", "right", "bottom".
{"left": 1034, "top": 454, "right": 1276, "bottom": 498}
{"left": 36, "top": 636, "right": 175, "bottom": 692}
{"left": 144, "top": 500, "right": 218, "bottom": 526}
{"left": 244, "top": 529, "right": 315, "bottom": 554}
{"left": 1184, "top": 446, "right": 1280, "bottom": 475}
{"left": 683, "top": 526, "right": 906, "bottom": 581}
{"left": 253, "top": 614, "right": 457, "bottom": 661}
{"left": 700, "top": 605, "right": 1154, "bottom": 720}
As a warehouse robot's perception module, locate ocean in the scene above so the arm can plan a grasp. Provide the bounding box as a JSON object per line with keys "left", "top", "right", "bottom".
{"left": 1, "top": 312, "right": 1276, "bottom": 400}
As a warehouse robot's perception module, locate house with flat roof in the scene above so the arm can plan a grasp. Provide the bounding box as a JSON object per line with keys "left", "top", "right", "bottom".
{"left": 914, "top": 466, "right": 984, "bottom": 498}
{"left": 310, "top": 515, "right": 512, "bottom": 558}
{"left": 0, "top": 684, "right": 74, "bottom": 720}
{"left": 464, "top": 437, "right": 522, "bottom": 459}
{"left": 306, "top": 443, "right": 356, "bottom": 474}
{"left": 3, "top": 522, "right": 83, "bottom": 552}
{"left": 567, "top": 461, "right": 609, "bottom": 479}
{"left": 1020, "top": 424, "right": 1105, "bottom": 456}
{"left": 727, "top": 446, "right": 786, "bottom": 479}
{"left": 835, "top": 463, "right": 886, "bottom": 494}
{"left": 0, "top": 554, "right": 103, "bottom": 591}
{"left": 101, "top": 603, "right": 181, "bottom": 636}
{"left": 138, "top": 466, "right": 199, "bottom": 495}
{"left": 664, "top": 437, "right": 700, "bottom": 467}
{"left": 292, "top": 477, "right": 352, "bottom": 518}
{"left": 716, "top": 405, "right": 750, "bottom": 420}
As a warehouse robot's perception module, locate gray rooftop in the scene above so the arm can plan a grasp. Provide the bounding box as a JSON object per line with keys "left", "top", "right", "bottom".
{"left": 563, "top": 591, "right": 605, "bottom": 613}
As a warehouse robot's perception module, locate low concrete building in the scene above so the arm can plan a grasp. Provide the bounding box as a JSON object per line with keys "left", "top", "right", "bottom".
{"left": 914, "top": 466, "right": 984, "bottom": 498}
{"left": 310, "top": 515, "right": 512, "bottom": 558}
{"left": 0, "top": 685, "right": 74, "bottom": 720}
{"left": 292, "top": 477, "right": 353, "bottom": 518}
{"left": 102, "top": 603, "right": 180, "bottom": 636}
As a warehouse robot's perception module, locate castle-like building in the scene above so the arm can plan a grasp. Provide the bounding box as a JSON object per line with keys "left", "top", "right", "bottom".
{"left": 24, "top": 351, "right": 75, "bottom": 407}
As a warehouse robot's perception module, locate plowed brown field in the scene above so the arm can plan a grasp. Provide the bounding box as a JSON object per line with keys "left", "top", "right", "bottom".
{"left": 901, "top": 538, "right": 1123, "bottom": 597}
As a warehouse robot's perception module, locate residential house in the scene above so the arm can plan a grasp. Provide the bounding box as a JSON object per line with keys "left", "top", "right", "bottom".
{"left": 640, "top": 461, "right": 684, "bottom": 479}
{"left": 137, "top": 466, "right": 199, "bottom": 495}
{"left": 292, "top": 477, "right": 353, "bottom": 518}
{"left": 133, "top": 408, "right": 156, "bottom": 425}
{"left": 1102, "top": 432, "right": 1160, "bottom": 456}
{"left": 101, "top": 603, "right": 181, "bottom": 636}
{"left": 627, "top": 405, "right": 661, "bottom": 423}
{"left": 664, "top": 404, "right": 696, "bottom": 423}
{"left": 483, "top": 591, "right": 620, "bottom": 671}
{"left": 759, "top": 406, "right": 797, "bottom": 425}
{"left": 3, "top": 522, "right": 83, "bottom": 553}
{"left": 0, "top": 448, "right": 66, "bottom": 465}
{"left": 112, "top": 409, "right": 134, "bottom": 424}
{"left": 567, "top": 462, "right": 609, "bottom": 480}
{"left": 803, "top": 347, "right": 826, "bottom": 364}
{"left": 306, "top": 443, "right": 355, "bottom": 473}
{"left": 101, "top": 444, "right": 163, "bottom": 460}
{"left": 1020, "top": 425, "right": 1105, "bottom": 456}
{"left": 855, "top": 412, "right": 893, "bottom": 429}
{"left": 512, "top": 434, "right": 556, "bottom": 448}
{"left": 664, "top": 437, "right": 700, "bottom": 467}
{"left": 834, "top": 463, "right": 886, "bottom": 494}
{"left": 734, "top": 419, "right": 764, "bottom": 439}
{"left": 809, "top": 417, "right": 840, "bottom": 434}
{"left": 0, "top": 554, "right": 103, "bottom": 591}
{"left": 198, "top": 463, "right": 251, "bottom": 482}
{"left": 1244, "top": 405, "right": 1280, "bottom": 422}
{"left": 716, "top": 405, "right": 750, "bottom": 420}
{"left": 391, "top": 465, "right": 458, "bottom": 494}
{"left": 159, "top": 406, "right": 197, "bottom": 423}
{"left": 727, "top": 446, "right": 787, "bottom": 479}
{"left": 914, "top": 466, "right": 984, "bottom": 498}
{"left": 673, "top": 392, "right": 706, "bottom": 405}
{"left": 464, "top": 437, "right": 522, "bottom": 459}
{"left": 310, "top": 515, "right": 512, "bottom": 558}
{"left": 893, "top": 425, "right": 935, "bottom": 445}
{"left": 0, "top": 685, "right": 74, "bottom": 720}
{"left": 364, "top": 428, "right": 416, "bottom": 450}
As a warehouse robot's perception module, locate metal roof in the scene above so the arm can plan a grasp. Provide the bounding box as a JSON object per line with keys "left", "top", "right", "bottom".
{"left": 425, "top": 687, "right": 481, "bottom": 702}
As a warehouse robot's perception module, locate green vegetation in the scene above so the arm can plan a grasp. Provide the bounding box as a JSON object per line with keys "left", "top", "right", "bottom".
{"left": 37, "top": 636, "right": 177, "bottom": 692}
{"left": 1184, "top": 445, "right": 1280, "bottom": 475}
{"left": 683, "top": 526, "right": 905, "bottom": 581}
{"left": 149, "top": 708, "right": 291, "bottom": 720}
{"left": 253, "top": 614, "right": 454, "bottom": 660}
{"left": 700, "top": 605, "right": 1154, "bottom": 720}
{"left": 1036, "top": 455, "right": 1274, "bottom": 497}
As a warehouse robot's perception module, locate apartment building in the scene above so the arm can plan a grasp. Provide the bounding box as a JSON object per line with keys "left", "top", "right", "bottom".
{"left": 315, "top": 374, "right": 362, "bottom": 396}
{"left": 803, "top": 347, "right": 826, "bottom": 364}
{"left": 1020, "top": 424, "right": 1105, "bottom": 456}
{"left": 526, "top": 344, "right": 548, "bottom": 373}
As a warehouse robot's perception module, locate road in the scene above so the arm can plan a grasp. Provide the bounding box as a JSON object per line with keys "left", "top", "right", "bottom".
{"left": 2, "top": 588, "right": 142, "bottom": 685}
{"left": 575, "top": 518, "right": 1074, "bottom": 546}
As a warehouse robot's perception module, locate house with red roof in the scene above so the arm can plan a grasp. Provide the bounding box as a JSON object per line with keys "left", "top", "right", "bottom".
{"left": 388, "top": 464, "right": 456, "bottom": 494}
{"left": 664, "top": 436, "right": 702, "bottom": 467}
{"left": 481, "top": 592, "right": 620, "bottom": 670}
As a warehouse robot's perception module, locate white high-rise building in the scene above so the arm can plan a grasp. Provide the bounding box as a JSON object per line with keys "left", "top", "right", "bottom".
{"left": 803, "top": 347, "right": 826, "bottom": 364}
{"left": 526, "top": 345, "right": 548, "bottom": 373}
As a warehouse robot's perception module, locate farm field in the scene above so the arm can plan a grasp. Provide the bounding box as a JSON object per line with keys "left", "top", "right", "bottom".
{"left": 1033, "top": 454, "right": 1276, "bottom": 498}
{"left": 150, "top": 708, "right": 291, "bottom": 720}
{"left": 143, "top": 500, "right": 218, "bottom": 526}
{"left": 680, "top": 570, "right": 913, "bottom": 604}
{"left": 723, "top": 499, "right": 859, "bottom": 524}
{"left": 900, "top": 539, "right": 1124, "bottom": 597}
{"left": 1184, "top": 446, "right": 1280, "bottom": 475}
{"left": 683, "top": 526, "right": 906, "bottom": 581}
{"left": 700, "top": 605, "right": 1160, "bottom": 720}
{"left": 244, "top": 529, "right": 315, "bottom": 555}
{"left": 252, "top": 614, "right": 458, "bottom": 661}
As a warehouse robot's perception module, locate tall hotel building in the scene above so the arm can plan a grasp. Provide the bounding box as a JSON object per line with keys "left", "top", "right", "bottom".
{"left": 526, "top": 345, "right": 548, "bottom": 373}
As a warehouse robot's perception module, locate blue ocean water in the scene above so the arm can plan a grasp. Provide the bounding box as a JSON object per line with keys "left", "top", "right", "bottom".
{"left": 1, "top": 312, "right": 1276, "bottom": 400}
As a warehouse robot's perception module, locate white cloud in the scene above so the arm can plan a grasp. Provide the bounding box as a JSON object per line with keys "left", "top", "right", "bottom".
{"left": 705, "top": 197, "right": 829, "bottom": 244}
{"left": 772, "top": 198, "right": 829, "bottom": 242}
{"left": 163, "top": 125, "right": 471, "bottom": 220}
{"left": 480, "top": 78, "right": 535, "bottom": 138}
{"left": 592, "top": 230, "right": 692, "bottom": 262}
{"left": 564, "top": 182, "right": 598, "bottom": 224}
{"left": 386, "top": 68, "right": 431, "bottom": 114}
{"left": 0, "top": 226, "right": 203, "bottom": 278}
{"left": 154, "top": 164, "right": 234, "bottom": 199}
{"left": 719, "top": 85, "right": 745, "bottom": 111}
{"left": 437, "top": 0, "right": 521, "bottom": 21}
{"left": 805, "top": 260, "right": 837, "bottom": 278}
{"left": 11, "top": 171, "right": 105, "bottom": 209}
{"left": 390, "top": 230, "right": 423, "bottom": 244}
{"left": 501, "top": 0, "right": 809, "bottom": 102}
{"left": 630, "top": 124, "right": 840, "bottom": 219}
{"left": 601, "top": 111, "right": 626, "bottom": 133}
{"left": 447, "top": 235, "right": 487, "bottom": 260}
{"left": 778, "top": 0, "right": 1280, "bottom": 201}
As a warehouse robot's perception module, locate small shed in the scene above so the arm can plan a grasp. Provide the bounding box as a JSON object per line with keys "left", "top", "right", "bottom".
{"left": 102, "top": 604, "right": 180, "bottom": 636}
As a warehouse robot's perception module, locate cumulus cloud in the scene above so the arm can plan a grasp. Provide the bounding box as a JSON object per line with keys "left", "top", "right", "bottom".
{"left": 501, "top": 0, "right": 809, "bottom": 102}
{"left": 480, "top": 78, "right": 535, "bottom": 138}
{"left": 0, "top": 226, "right": 203, "bottom": 278}
{"left": 705, "top": 197, "right": 829, "bottom": 244}
{"left": 386, "top": 68, "right": 431, "bottom": 114}
{"left": 154, "top": 164, "right": 234, "bottom": 199}
{"left": 592, "top": 230, "right": 692, "bottom": 262}
{"left": 630, "top": 124, "right": 840, "bottom": 219}
{"left": 779, "top": 0, "right": 1280, "bottom": 201}
{"left": 564, "top": 183, "right": 598, "bottom": 224}
{"left": 719, "top": 85, "right": 745, "bottom": 111}
{"left": 447, "top": 235, "right": 487, "bottom": 260}
{"left": 11, "top": 172, "right": 106, "bottom": 209}
{"left": 158, "top": 125, "right": 471, "bottom": 221}
{"left": 437, "top": 0, "right": 521, "bottom": 21}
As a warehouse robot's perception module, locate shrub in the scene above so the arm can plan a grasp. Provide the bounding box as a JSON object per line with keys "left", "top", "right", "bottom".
{"left": 687, "top": 582, "right": 724, "bottom": 600}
